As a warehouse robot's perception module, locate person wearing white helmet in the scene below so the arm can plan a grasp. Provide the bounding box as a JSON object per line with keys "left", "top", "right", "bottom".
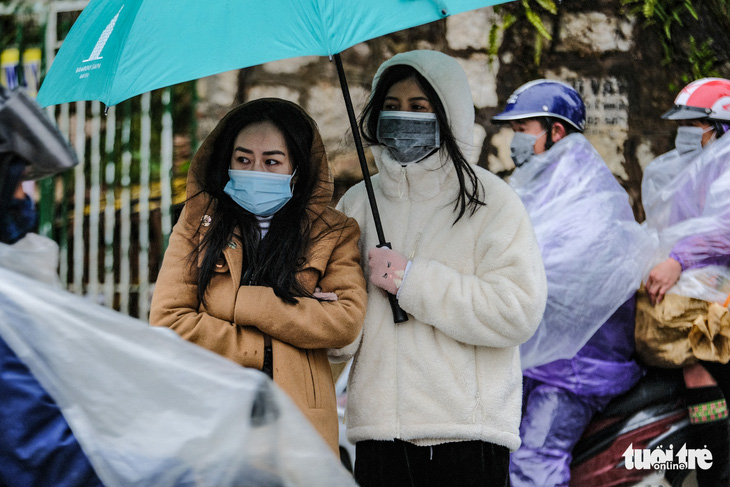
{"left": 642, "top": 77, "right": 730, "bottom": 305}
{"left": 492, "top": 79, "right": 650, "bottom": 487}
{"left": 639, "top": 77, "right": 730, "bottom": 487}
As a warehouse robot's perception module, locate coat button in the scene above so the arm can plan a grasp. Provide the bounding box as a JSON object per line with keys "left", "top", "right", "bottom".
{"left": 201, "top": 214, "right": 212, "bottom": 227}
{"left": 228, "top": 241, "right": 237, "bottom": 249}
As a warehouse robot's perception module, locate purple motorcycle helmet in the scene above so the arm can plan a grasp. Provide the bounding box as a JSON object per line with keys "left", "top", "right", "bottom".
{"left": 492, "top": 79, "right": 586, "bottom": 132}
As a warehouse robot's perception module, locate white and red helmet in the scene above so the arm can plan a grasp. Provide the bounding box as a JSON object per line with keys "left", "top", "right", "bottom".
{"left": 662, "top": 77, "right": 730, "bottom": 122}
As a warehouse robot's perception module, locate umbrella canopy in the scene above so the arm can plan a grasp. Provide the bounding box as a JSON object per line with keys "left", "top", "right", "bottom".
{"left": 36, "top": 0, "right": 512, "bottom": 322}
{"left": 37, "top": 0, "right": 509, "bottom": 107}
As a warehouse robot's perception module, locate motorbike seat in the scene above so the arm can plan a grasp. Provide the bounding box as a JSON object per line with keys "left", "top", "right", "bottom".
{"left": 597, "top": 366, "right": 685, "bottom": 418}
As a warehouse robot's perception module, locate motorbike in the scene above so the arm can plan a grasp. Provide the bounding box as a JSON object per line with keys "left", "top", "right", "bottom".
{"left": 570, "top": 366, "right": 696, "bottom": 487}
{"left": 336, "top": 362, "right": 698, "bottom": 486}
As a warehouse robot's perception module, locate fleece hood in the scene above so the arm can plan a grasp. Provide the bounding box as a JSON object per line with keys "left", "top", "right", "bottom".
{"left": 368, "top": 50, "right": 476, "bottom": 201}
{"left": 186, "top": 98, "right": 334, "bottom": 219}
{"left": 372, "top": 49, "right": 475, "bottom": 159}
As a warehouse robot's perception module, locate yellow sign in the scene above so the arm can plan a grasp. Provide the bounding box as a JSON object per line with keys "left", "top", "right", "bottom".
{"left": 1, "top": 47, "right": 42, "bottom": 97}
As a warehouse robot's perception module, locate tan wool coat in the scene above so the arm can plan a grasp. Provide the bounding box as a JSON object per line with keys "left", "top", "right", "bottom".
{"left": 149, "top": 103, "right": 367, "bottom": 454}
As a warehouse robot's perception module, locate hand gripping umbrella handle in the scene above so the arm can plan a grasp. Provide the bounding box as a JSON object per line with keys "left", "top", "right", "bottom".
{"left": 333, "top": 53, "right": 408, "bottom": 323}
{"left": 376, "top": 242, "right": 410, "bottom": 323}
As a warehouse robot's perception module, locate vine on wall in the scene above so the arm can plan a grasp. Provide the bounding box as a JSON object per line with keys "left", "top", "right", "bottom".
{"left": 622, "top": 0, "right": 725, "bottom": 88}
{"left": 490, "top": 0, "right": 728, "bottom": 89}
{"left": 489, "top": 0, "right": 558, "bottom": 65}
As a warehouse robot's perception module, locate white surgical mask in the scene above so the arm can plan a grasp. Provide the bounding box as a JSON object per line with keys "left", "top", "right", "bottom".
{"left": 510, "top": 130, "right": 546, "bottom": 167}
{"left": 674, "top": 125, "right": 714, "bottom": 156}
{"left": 377, "top": 111, "right": 440, "bottom": 165}
{"left": 223, "top": 169, "right": 294, "bottom": 216}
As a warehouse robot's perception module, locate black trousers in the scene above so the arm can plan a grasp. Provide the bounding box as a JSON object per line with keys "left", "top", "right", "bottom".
{"left": 701, "top": 361, "right": 730, "bottom": 400}
{"left": 690, "top": 362, "right": 730, "bottom": 487}
{"left": 354, "top": 439, "right": 510, "bottom": 487}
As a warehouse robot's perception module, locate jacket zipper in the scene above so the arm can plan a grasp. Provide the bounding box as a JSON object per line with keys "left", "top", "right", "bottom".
{"left": 395, "top": 197, "right": 416, "bottom": 439}
{"left": 409, "top": 232, "right": 422, "bottom": 260}
{"left": 398, "top": 166, "right": 407, "bottom": 199}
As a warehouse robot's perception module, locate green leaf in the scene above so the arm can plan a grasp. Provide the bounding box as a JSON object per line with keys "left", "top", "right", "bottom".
{"left": 488, "top": 24, "right": 500, "bottom": 59}
{"left": 525, "top": 8, "right": 552, "bottom": 40}
{"left": 503, "top": 13, "right": 517, "bottom": 30}
{"left": 684, "top": 0, "right": 699, "bottom": 19}
{"left": 533, "top": 31, "right": 544, "bottom": 65}
{"left": 535, "top": 0, "right": 558, "bottom": 15}
{"left": 644, "top": 0, "right": 658, "bottom": 18}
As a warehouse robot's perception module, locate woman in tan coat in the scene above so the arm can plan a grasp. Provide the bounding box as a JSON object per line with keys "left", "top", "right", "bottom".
{"left": 150, "top": 98, "right": 367, "bottom": 454}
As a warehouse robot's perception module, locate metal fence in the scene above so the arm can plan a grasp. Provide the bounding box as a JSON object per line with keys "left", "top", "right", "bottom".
{"left": 2, "top": 1, "right": 188, "bottom": 320}
{"left": 48, "top": 94, "right": 177, "bottom": 320}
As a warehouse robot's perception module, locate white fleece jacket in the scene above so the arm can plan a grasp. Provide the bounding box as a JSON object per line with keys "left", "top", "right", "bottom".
{"left": 331, "top": 50, "right": 547, "bottom": 451}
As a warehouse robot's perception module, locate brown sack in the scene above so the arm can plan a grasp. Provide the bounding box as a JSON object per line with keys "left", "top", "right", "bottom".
{"left": 635, "top": 289, "right": 730, "bottom": 368}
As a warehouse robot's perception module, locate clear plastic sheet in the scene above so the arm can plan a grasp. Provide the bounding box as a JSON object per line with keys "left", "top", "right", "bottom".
{"left": 0, "top": 249, "right": 355, "bottom": 487}
{"left": 641, "top": 134, "right": 730, "bottom": 304}
{"left": 0, "top": 233, "right": 61, "bottom": 286}
{"left": 509, "top": 134, "right": 652, "bottom": 370}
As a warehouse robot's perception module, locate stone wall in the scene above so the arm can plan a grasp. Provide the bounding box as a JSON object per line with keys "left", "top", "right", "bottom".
{"left": 193, "top": 1, "right": 727, "bottom": 218}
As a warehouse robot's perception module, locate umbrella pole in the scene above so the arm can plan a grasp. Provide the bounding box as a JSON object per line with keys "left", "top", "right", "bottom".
{"left": 333, "top": 53, "right": 408, "bottom": 324}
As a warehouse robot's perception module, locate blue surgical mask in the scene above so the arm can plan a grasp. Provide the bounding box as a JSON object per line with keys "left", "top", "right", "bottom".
{"left": 510, "top": 130, "right": 545, "bottom": 167}
{"left": 377, "top": 111, "right": 440, "bottom": 165}
{"left": 224, "top": 169, "right": 294, "bottom": 216}
{"left": 674, "top": 126, "right": 713, "bottom": 156}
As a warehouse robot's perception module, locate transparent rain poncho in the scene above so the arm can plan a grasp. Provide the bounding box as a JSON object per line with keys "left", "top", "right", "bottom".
{"left": 0, "top": 238, "right": 356, "bottom": 487}
{"left": 509, "top": 133, "right": 652, "bottom": 370}
{"left": 641, "top": 133, "right": 730, "bottom": 304}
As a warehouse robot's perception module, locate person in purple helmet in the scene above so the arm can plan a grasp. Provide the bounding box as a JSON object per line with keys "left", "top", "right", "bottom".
{"left": 492, "top": 79, "right": 651, "bottom": 487}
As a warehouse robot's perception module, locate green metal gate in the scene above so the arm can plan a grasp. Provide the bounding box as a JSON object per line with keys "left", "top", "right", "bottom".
{"left": 2, "top": 1, "right": 193, "bottom": 320}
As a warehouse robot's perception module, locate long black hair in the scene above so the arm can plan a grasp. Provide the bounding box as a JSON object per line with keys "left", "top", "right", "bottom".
{"left": 358, "top": 64, "right": 485, "bottom": 223}
{"left": 193, "top": 98, "right": 325, "bottom": 305}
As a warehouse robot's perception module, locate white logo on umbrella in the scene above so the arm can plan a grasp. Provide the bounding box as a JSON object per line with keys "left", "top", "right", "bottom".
{"left": 83, "top": 6, "right": 124, "bottom": 63}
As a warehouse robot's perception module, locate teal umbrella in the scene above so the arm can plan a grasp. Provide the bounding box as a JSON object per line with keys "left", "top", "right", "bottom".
{"left": 37, "top": 0, "right": 509, "bottom": 107}
{"left": 37, "top": 0, "right": 512, "bottom": 321}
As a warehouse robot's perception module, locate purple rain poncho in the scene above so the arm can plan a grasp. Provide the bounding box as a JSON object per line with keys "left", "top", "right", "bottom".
{"left": 509, "top": 133, "right": 652, "bottom": 370}
{"left": 509, "top": 134, "right": 646, "bottom": 487}
{"left": 642, "top": 133, "right": 730, "bottom": 304}
{"left": 510, "top": 300, "right": 642, "bottom": 487}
